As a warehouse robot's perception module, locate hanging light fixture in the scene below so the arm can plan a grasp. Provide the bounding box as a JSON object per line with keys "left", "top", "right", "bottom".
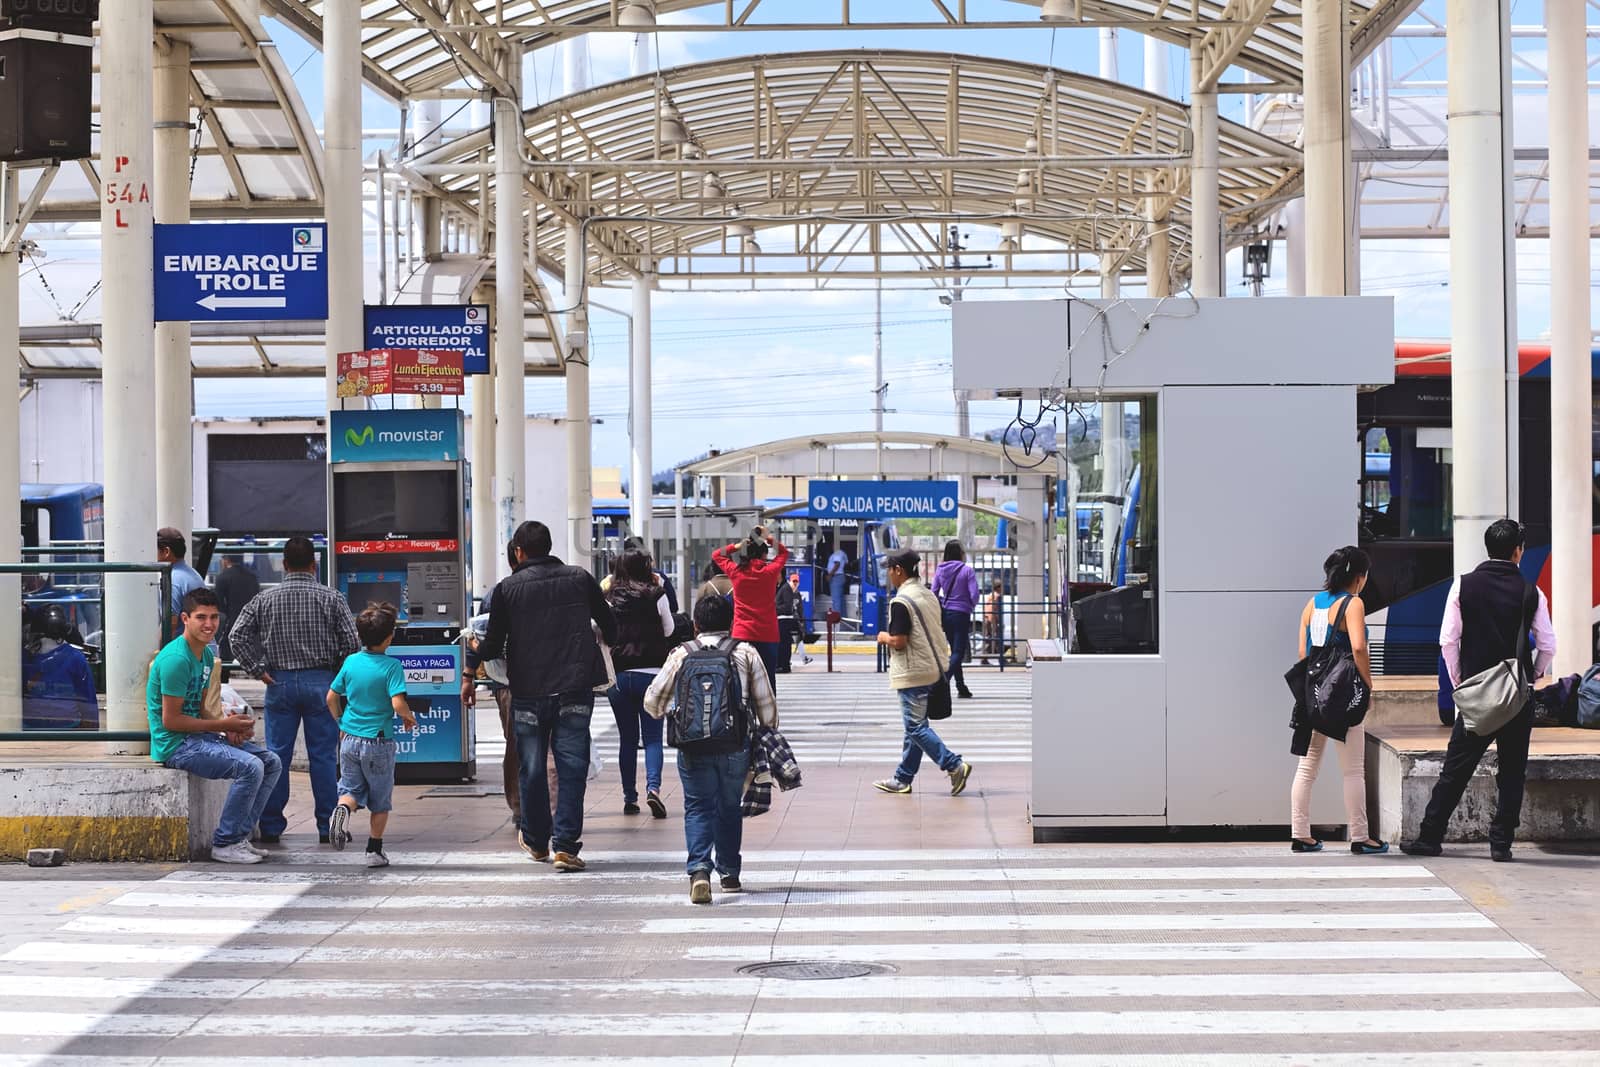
{"left": 658, "top": 99, "right": 688, "bottom": 146}
{"left": 725, "top": 206, "right": 754, "bottom": 238}
{"left": 619, "top": 0, "right": 657, "bottom": 28}
{"left": 702, "top": 171, "right": 727, "bottom": 198}
{"left": 1039, "top": 0, "right": 1075, "bottom": 21}
{"left": 744, "top": 235, "right": 762, "bottom": 256}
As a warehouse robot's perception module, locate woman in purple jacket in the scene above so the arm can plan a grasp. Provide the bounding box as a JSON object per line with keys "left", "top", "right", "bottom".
{"left": 931, "top": 540, "right": 980, "bottom": 699}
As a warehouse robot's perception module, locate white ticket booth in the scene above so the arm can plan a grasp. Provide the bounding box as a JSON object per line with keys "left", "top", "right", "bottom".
{"left": 953, "top": 297, "right": 1394, "bottom": 834}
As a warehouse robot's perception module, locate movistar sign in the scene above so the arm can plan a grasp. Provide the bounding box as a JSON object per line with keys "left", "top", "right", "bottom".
{"left": 331, "top": 410, "right": 462, "bottom": 463}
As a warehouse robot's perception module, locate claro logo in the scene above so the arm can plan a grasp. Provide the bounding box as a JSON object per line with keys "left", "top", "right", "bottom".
{"left": 344, "top": 425, "right": 374, "bottom": 448}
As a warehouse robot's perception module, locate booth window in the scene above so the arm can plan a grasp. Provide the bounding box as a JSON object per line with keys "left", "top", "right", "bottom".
{"left": 1061, "top": 397, "right": 1158, "bottom": 654}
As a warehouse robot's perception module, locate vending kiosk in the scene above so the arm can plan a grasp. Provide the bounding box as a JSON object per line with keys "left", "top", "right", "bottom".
{"left": 329, "top": 409, "right": 475, "bottom": 782}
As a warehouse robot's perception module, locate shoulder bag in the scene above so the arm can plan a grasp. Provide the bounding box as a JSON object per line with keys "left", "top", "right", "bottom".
{"left": 903, "top": 596, "right": 953, "bottom": 720}
{"left": 1291, "top": 595, "right": 1371, "bottom": 741}
{"left": 1454, "top": 583, "right": 1538, "bottom": 737}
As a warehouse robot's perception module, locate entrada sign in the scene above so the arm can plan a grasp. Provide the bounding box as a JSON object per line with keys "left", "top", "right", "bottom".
{"left": 154, "top": 223, "right": 328, "bottom": 322}
{"left": 807, "top": 480, "right": 960, "bottom": 519}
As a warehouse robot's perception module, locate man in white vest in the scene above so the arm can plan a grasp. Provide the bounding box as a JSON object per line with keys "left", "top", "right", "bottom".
{"left": 872, "top": 549, "right": 973, "bottom": 797}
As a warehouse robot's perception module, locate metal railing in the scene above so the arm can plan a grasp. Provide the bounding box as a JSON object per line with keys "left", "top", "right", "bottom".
{"left": 3, "top": 561, "right": 172, "bottom": 743}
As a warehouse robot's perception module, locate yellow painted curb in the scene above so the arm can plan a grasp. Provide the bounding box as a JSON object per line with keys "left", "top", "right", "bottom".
{"left": 0, "top": 815, "right": 191, "bottom": 862}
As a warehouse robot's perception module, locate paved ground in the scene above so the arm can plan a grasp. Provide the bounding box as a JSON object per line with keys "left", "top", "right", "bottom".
{"left": 3, "top": 665, "right": 1600, "bottom": 1064}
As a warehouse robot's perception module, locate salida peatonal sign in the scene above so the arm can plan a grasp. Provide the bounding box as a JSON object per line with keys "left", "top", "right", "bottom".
{"left": 335, "top": 348, "right": 464, "bottom": 397}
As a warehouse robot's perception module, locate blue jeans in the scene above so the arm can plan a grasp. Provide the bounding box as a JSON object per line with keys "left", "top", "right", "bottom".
{"left": 166, "top": 735, "right": 283, "bottom": 847}
{"left": 607, "top": 671, "right": 663, "bottom": 804}
{"left": 751, "top": 641, "right": 780, "bottom": 690}
{"left": 829, "top": 573, "right": 846, "bottom": 611}
{"left": 337, "top": 735, "right": 397, "bottom": 813}
{"left": 513, "top": 691, "right": 593, "bottom": 856}
{"left": 260, "top": 668, "right": 338, "bottom": 838}
{"left": 893, "top": 684, "right": 962, "bottom": 784}
{"left": 942, "top": 609, "right": 972, "bottom": 689}
{"left": 678, "top": 747, "right": 749, "bottom": 878}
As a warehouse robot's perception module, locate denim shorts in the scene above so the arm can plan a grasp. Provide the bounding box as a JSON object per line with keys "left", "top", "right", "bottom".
{"left": 338, "top": 735, "right": 397, "bottom": 813}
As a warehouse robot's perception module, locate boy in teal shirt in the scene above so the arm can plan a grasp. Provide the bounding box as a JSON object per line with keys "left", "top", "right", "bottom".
{"left": 150, "top": 588, "right": 281, "bottom": 864}
{"left": 325, "top": 602, "right": 416, "bottom": 867}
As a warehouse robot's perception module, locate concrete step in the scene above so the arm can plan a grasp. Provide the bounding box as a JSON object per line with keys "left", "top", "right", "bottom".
{"left": 1367, "top": 725, "right": 1600, "bottom": 843}
{"left": 1368, "top": 677, "right": 1443, "bottom": 729}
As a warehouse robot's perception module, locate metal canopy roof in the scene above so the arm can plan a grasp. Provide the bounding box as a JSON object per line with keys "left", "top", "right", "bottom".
{"left": 406, "top": 50, "right": 1301, "bottom": 287}
{"left": 22, "top": 0, "right": 324, "bottom": 223}
{"left": 263, "top": 0, "right": 1421, "bottom": 99}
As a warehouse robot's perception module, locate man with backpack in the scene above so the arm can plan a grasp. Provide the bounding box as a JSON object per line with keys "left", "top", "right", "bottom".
{"left": 645, "top": 594, "right": 777, "bottom": 904}
{"left": 1402, "top": 520, "right": 1556, "bottom": 862}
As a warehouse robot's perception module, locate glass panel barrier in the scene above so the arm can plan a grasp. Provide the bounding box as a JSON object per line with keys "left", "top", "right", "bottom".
{"left": 2, "top": 562, "right": 171, "bottom": 742}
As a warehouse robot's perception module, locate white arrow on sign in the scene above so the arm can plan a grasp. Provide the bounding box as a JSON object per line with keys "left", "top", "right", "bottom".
{"left": 196, "top": 294, "right": 288, "bottom": 311}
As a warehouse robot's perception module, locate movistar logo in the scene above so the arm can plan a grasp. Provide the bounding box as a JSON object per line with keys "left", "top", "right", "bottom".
{"left": 344, "top": 425, "right": 374, "bottom": 448}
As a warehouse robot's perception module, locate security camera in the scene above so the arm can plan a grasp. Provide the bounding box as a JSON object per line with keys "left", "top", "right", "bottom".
{"left": 938, "top": 294, "right": 953, "bottom": 306}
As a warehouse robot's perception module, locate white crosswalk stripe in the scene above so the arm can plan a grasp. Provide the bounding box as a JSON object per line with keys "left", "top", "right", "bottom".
{"left": 477, "top": 671, "right": 1035, "bottom": 765}
{"left": 2, "top": 845, "right": 1597, "bottom": 1060}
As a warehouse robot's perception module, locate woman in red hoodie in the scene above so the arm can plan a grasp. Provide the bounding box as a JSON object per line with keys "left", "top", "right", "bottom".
{"left": 712, "top": 527, "right": 789, "bottom": 687}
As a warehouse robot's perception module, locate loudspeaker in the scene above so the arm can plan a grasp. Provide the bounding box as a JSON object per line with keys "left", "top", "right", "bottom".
{"left": 1, "top": 0, "right": 98, "bottom": 34}
{"left": 0, "top": 35, "right": 92, "bottom": 162}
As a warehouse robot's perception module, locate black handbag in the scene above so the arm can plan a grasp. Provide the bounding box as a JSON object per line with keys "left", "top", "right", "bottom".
{"left": 905, "top": 597, "right": 953, "bottom": 720}
{"left": 1287, "top": 594, "right": 1371, "bottom": 742}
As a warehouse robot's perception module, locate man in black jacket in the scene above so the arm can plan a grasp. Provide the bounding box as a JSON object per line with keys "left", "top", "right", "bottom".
{"left": 1402, "top": 520, "right": 1556, "bottom": 862}
{"left": 469, "top": 521, "right": 617, "bottom": 871}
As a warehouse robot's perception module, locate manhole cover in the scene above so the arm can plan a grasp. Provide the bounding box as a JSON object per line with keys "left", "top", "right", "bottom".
{"left": 738, "top": 960, "right": 896, "bottom": 981}
{"left": 419, "top": 784, "right": 501, "bottom": 798}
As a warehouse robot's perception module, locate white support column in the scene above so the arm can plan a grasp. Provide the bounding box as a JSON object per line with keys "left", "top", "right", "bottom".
{"left": 1099, "top": 27, "right": 1119, "bottom": 82}
{"left": 1016, "top": 477, "right": 1049, "bottom": 640}
{"left": 565, "top": 222, "right": 591, "bottom": 564}
{"left": 1144, "top": 34, "right": 1167, "bottom": 97}
{"left": 493, "top": 87, "right": 527, "bottom": 562}
{"left": 471, "top": 285, "right": 498, "bottom": 596}
{"left": 674, "top": 472, "right": 688, "bottom": 609}
{"left": 629, "top": 272, "right": 654, "bottom": 543}
{"left": 0, "top": 167, "right": 19, "bottom": 731}
{"left": 153, "top": 39, "right": 192, "bottom": 534}
{"left": 1143, "top": 35, "right": 1171, "bottom": 298}
{"left": 1302, "top": 0, "right": 1352, "bottom": 297}
{"left": 1284, "top": 197, "right": 1307, "bottom": 297}
{"left": 1547, "top": 0, "right": 1593, "bottom": 673}
{"left": 1188, "top": 51, "right": 1220, "bottom": 298}
{"left": 323, "top": 0, "right": 362, "bottom": 411}
{"left": 1446, "top": 0, "right": 1516, "bottom": 571}
{"left": 101, "top": 0, "right": 158, "bottom": 741}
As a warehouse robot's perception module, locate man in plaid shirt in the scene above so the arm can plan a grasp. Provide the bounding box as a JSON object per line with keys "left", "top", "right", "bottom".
{"left": 229, "top": 537, "right": 359, "bottom": 845}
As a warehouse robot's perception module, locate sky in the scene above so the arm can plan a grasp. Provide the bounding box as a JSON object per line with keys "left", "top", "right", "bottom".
{"left": 20, "top": 0, "right": 1600, "bottom": 481}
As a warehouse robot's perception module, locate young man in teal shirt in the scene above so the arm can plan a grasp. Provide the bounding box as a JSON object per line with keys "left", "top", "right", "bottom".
{"left": 149, "top": 588, "right": 282, "bottom": 864}
{"left": 326, "top": 602, "right": 417, "bottom": 867}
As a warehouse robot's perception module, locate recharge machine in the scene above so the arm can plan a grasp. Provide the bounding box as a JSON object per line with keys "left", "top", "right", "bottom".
{"left": 329, "top": 408, "right": 475, "bottom": 782}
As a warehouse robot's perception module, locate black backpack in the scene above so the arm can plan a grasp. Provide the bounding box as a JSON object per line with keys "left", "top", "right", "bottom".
{"left": 669, "top": 638, "right": 750, "bottom": 754}
{"left": 1285, "top": 595, "right": 1371, "bottom": 742}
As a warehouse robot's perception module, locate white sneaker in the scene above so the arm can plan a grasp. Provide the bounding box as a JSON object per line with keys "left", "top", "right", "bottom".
{"left": 365, "top": 848, "right": 390, "bottom": 868}
{"left": 244, "top": 841, "right": 270, "bottom": 858}
{"left": 211, "top": 840, "right": 263, "bottom": 865}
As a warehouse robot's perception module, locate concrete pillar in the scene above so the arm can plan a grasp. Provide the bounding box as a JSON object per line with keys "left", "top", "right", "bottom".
{"left": 1303, "top": 0, "right": 1352, "bottom": 296}
{"left": 153, "top": 39, "right": 192, "bottom": 535}
{"left": 629, "top": 273, "right": 654, "bottom": 543}
{"left": 415, "top": 98, "right": 443, "bottom": 261}
{"left": 1144, "top": 35, "right": 1167, "bottom": 97}
{"left": 101, "top": 0, "right": 158, "bottom": 741}
{"left": 1446, "top": 0, "right": 1516, "bottom": 571}
{"left": 323, "top": 0, "right": 362, "bottom": 411}
{"left": 1016, "top": 477, "right": 1049, "bottom": 640}
{"left": 1099, "top": 27, "right": 1118, "bottom": 81}
{"left": 1188, "top": 51, "right": 1220, "bottom": 298}
{"left": 493, "top": 88, "right": 526, "bottom": 564}
{"left": 0, "top": 167, "right": 19, "bottom": 731}
{"left": 1547, "top": 0, "right": 1593, "bottom": 673}
{"left": 565, "top": 222, "right": 592, "bottom": 565}
{"left": 470, "top": 287, "right": 497, "bottom": 597}
{"left": 1284, "top": 197, "right": 1307, "bottom": 297}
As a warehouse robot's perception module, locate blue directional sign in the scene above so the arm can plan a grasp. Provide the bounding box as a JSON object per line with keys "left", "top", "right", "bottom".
{"left": 808, "top": 480, "right": 960, "bottom": 519}
{"left": 154, "top": 223, "right": 328, "bottom": 322}
{"left": 365, "top": 304, "right": 490, "bottom": 375}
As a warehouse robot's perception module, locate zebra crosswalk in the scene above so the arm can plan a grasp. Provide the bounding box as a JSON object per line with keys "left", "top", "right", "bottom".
{"left": 475, "top": 669, "right": 1034, "bottom": 767}
{"left": 3, "top": 844, "right": 1598, "bottom": 1062}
